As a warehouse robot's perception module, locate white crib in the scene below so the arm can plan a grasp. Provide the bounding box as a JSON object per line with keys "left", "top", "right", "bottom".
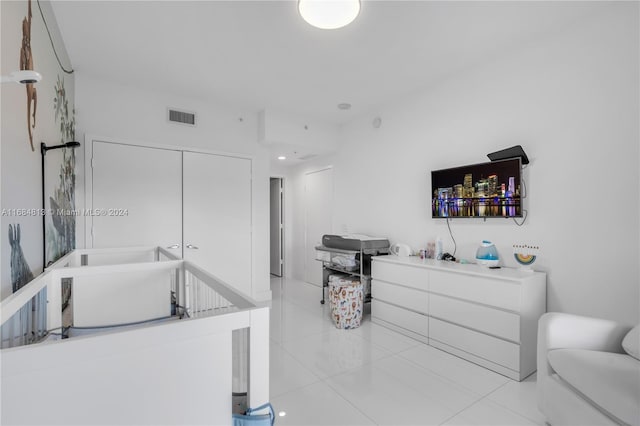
{"left": 0, "top": 247, "right": 269, "bottom": 425}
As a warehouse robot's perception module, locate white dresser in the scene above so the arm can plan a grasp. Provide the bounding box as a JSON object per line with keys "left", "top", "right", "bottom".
{"left": 371, "top": 256, "right": 546, "bottom": 380}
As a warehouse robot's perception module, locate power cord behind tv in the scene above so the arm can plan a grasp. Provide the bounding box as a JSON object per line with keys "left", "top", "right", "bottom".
{"left": 446, "top": 217, "right": 457, "bottom": 256}
{"left": 513, "top": 209, "right": 528, "bottom": 226}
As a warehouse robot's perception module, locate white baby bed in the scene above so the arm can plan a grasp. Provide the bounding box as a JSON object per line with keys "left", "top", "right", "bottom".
{"left": 0, "top": 247, "right": 269, "bottom": 425}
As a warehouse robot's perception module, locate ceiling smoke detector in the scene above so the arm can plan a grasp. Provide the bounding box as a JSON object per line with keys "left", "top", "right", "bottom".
{"left": 337, "top": 103, "right": 352, "bottom": 110}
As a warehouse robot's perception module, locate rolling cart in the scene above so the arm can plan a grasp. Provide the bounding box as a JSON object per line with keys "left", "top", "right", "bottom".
{"left": 315, "top": 234, "right": 389, "bottom": 305}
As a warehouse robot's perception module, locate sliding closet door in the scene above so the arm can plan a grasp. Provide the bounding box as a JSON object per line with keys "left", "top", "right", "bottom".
{"left": 183, "top": 152, "right": 252, "bottom": 297}
{"left": 90, "top": 142, "right": 182, "bottom": 255}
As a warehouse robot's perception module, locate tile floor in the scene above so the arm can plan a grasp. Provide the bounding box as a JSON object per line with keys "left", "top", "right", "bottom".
{"left": 268, "top": 276, "right": 546, "bottom": 426}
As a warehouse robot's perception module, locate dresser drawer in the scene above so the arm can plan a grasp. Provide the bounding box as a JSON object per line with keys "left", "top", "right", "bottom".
{"left": 372, "top": 299, "right": 428, "bottom": 337}
{"left": 429, "top": 318, "right": 520, "bottom": 371}
{"left": 372, "top": 280, "right": 428, "bottom": 314}
{"left": 372, "top": 260, "right": 428, "bottom": 290}
{"left": 429, "top": 270, "right": 520, "bottom": 311}
{"left": 429, "top": 294, "right": 520, "bottom": 342}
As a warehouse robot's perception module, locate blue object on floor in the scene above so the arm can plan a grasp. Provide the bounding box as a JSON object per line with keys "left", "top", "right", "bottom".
{"left": 232, "top": 402, "right": 275, "bottom": 426}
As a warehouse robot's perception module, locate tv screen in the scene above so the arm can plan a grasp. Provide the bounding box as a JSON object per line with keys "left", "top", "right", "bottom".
{"left": 431, "top": 158, "right": 522, "bottom": 218}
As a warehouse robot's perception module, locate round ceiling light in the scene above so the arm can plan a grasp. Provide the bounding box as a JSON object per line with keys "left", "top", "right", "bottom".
{"left": 298, "top": 0, "right": 361, "bottom": 30}
{"left": 278, "top": 156, "right": 287, "bottom": 160}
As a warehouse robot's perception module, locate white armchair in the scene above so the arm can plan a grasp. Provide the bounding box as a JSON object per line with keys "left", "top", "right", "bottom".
{"left": 537, "top": 312, "right": 640, "bottom": 425}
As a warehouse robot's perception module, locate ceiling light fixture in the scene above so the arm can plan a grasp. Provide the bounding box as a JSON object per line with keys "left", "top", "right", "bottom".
{"left": 278, "top": 156, "right": 287, "bottom": 160}
{"left": 298, "top": 0, "right": 361, "bottom": 30}
{"left": 337, "top": 103, "right": 351, "bottom": 110}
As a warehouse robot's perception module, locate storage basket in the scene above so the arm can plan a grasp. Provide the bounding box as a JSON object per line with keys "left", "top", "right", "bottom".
{"left": 328, "top": 276, "right": 363, "bottom": 329}
{"left": 315, "top": 249, "right": 331, "bottom": 262}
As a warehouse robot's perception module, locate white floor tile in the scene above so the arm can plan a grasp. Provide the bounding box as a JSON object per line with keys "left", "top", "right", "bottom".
{"left": 350, "top": 321, "right": 421, "bottom": 354}
{"left": 270, "top": 300, "right": 330, "bottom": 344}
{"left": 271, "top": 381, "right": 376, "bottom": 426}
{"left": 270, "top": 342, "right": 322, "bottom": 398}
{"left": 272, "top": 276, "right": 327, "bottom": 311}
{"left": 281, "top": 329, "right": 392, "bottom": 379}
{"left": 324, "top": 354, "right": 483, "bottom": 424}
{"left": 373, "top": 355, "right": 478, "bottom": 412}
{"left": 486, "top": 373, "right": 546, "bottom": 425}
{"left": 325, "top": 361, "right": 463, "bottom": 425}
{"left": 398, "top": 344, "right": 510, "bottom": 396}
{"left": 441, "top": 399, "right": 540, "bottom": 426}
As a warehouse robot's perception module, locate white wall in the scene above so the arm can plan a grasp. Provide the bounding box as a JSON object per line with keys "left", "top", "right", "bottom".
{"left": 75, "top": 75, "right": 271, "bottom": 301}
{"left": 1, "top": 0, "right": 75, "bottom": 300}
{"left": 286, "top": 4, "right": 639, "bottom": 325}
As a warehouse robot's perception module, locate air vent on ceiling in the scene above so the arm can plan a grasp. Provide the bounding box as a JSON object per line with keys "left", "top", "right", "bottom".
{"left": 167, "top": 108, "right": 196, "bottom": 126}
{"left": 298, "top": 154, "right": 317, "bottom": 161}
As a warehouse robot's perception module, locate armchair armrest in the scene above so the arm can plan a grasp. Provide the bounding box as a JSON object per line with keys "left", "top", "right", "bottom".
{"left": 538, "top": 312, "right": 630, "bottom": 356}
{"left": 537, "top": 312, "right": 632, "bottom": 407}
{"left": 536, "top": 312, "right": 631, "bottom": 424}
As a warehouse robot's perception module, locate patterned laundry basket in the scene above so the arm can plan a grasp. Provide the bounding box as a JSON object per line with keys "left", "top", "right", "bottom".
{"left": 328, "top": 275, "right": 364, "bottom": 329}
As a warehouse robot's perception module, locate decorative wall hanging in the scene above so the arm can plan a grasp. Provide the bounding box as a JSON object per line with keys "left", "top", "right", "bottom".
{"left": 20, "top": 0, "right": 37, "bottom": 151}
{"left": 8, "top": 224, "right": 34, "bottom": 293}
{"left": 46, "top": 76, "right": 76, "bottom": 265}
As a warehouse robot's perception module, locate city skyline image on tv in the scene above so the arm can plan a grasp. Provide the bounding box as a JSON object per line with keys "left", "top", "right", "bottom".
{"left": 431, "top": 158, "right": 522, "bottom": 218}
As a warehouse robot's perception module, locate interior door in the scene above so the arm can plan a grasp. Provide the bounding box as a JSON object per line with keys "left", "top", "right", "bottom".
{"left": 183, "top": 152, "right": 252, "bottom": 297}
{"left": 304, "top": 168, "right": 333, "bottom": 286}
{"left": 270, "top": 178, "right": 283, "bottom": 276}
{"left": 90, "top": 142, "right": 182, "bottom": 256}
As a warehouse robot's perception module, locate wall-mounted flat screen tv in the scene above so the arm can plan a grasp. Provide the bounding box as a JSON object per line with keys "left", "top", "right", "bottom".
{"left": 431, "top": 158, "right": 522, "bottom": 218}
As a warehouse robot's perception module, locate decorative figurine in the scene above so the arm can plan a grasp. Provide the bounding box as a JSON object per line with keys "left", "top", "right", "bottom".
{"left": 513, "top": 244, "right": 539, "bottom": 271}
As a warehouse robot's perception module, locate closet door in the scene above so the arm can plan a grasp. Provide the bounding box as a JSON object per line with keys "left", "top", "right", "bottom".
{"left": 90, "top": 142, "right": 182, "bottom": 255}
{"left": 183, "top": 152, "right": 252, "bottom": 297}
{"left": 304, "top": 168, "right": 333, "bottom": 286}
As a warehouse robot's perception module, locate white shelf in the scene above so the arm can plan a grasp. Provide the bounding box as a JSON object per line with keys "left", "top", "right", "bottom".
{"left": 315, "top": 245, "right": 375, "bottom": 304}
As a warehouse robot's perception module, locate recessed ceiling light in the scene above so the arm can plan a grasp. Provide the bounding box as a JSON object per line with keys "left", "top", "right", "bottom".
{"left": 338, "top": 103, "right": 351, "bottom": 110}
{"left": 278, "top": 411, "right": 287, "bottom": 417}
{"left": 298, "top": 0, "right": 361, "bottom": 30}
{"left": 278, "top": 156, "right": 286, "bottom": 160}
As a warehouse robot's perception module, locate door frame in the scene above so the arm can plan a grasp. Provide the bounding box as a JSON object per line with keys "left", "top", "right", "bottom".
{"left": 269, "top": 176, "right": 285, "bottom": 277}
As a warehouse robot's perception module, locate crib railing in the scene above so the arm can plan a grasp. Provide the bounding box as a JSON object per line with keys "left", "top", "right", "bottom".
{"left": 1, "top": 247, "right": 167, "bottom": 349}
{"left": 60, "top": 246, "right": 160, "bottom": 267}
{"left": 1, "top": 247, "right": 269, "bottom": 425}
{"left": 0, "top": 281, "right": 48, "bottom": 349}
{"left": 183, "top": 267, "right": 236, "bottom": 317}
{"left": 0, "top": 247, "right": 257, "bottom": 346}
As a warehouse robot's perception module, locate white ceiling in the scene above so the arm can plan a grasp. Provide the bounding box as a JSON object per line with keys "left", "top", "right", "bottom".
{"left": 51, "top": 1, "right": 604, "bottom": 126}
